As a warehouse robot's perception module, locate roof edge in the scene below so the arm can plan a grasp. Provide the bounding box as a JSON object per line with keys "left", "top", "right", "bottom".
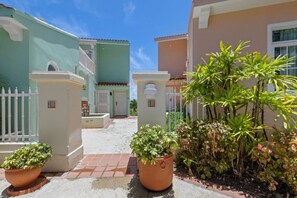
{"left": 154, "top": 33, "right": 188, "bottom": 43}
{"left": 80, "top": 37, "right": 130, "bottom": 44}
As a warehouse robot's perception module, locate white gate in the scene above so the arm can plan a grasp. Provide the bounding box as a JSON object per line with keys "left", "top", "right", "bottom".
{"left": 0, "top": 87, "right": 39, "bottom": 142}
{"left": 166, "top": 88, "right": 184, "bottom": 132}
{"left": 95, "top": 90, "right": 110, "bottom": 113}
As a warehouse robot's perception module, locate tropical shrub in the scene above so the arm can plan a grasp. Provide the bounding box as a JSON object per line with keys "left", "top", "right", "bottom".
{"left": 1, "top": 143, "right": 53, "bottom": 170}
{"left": 252, "top": 130, "right": 297, "bottom": 194}
{"left": 178, "top": 40, "right": 297, "bottom": 195}
{"left": 130, "top": 124, "right": 178, "bottom": 164}
{"left": 183, "top": 40, "right": 297, "bottom": 176}
{"left": 176, "top": 120, "right": 237, "bottom": 179}
{"left": 129, "top": 99, "right": 137, "bottom": 116}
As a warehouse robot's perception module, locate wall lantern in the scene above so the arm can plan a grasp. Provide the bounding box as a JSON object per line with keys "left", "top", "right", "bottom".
{"left": 144, "top": 83, "right": 157, "bottom": 99}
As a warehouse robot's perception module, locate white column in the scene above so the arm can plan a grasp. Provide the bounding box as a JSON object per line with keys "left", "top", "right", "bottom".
{"left": 30, "top": 71, "right": 85, "bottom": 172}
{"left": 132, "top": 72, "right": 170, "bottom": 130}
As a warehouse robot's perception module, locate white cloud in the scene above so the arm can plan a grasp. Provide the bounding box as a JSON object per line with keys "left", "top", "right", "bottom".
{"left": 123, "top": 1, "right": 136, "bottom": 16}
{"left": 123, "top": 1, "right": 136, "bottom": 23}
{"left": 49, "top": 17, "right": 90, "bottom": 37}
{"left": 130, "top": 48, "right": 156, "bottom": 99}
{"left": 131, "top": 48, "right": 155, "bottom": 71}
{"left": 73, "top": 0, "right": 103, "bottom": 18}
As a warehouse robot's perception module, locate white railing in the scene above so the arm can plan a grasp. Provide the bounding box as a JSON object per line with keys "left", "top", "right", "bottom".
{"left": 79, "top": 47, "right": 96, "bottom": 74}
{"left": 166, "top": 88, "right": 184, "bottom": 133}
{"left": 0, "top": 87, "right": 38, "bottom": 142}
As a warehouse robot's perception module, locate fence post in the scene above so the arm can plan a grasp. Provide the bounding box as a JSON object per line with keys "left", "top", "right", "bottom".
{"left": 8, "top": 88, "right": 11, "bottom": 141}
{"left": 14, "top": 88, "right": 18, "bottom": 140}
{"left": 1, "top": 88, "right": 5, "bottom": 136}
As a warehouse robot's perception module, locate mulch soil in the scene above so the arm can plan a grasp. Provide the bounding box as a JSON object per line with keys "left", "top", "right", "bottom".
{"left": 174, "top": 165, "right": 295, "bottom": 198}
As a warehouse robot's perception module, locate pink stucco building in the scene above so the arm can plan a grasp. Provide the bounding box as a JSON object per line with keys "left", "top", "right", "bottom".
{"left": 156, "top": 0, "right": 297, "bottom": 119}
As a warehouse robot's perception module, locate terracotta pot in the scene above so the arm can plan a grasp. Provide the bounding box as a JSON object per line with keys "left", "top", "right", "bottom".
{"left": 138, "top": 153, "right": 173, "bottom": 191}
{"left": 5, "top": 167, "right": 42, "bottom": 188}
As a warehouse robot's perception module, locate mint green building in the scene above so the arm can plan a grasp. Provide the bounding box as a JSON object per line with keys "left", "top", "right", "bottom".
{"left": 0, "top": 4, "right": 130, "bottom": 120}
{"left": 80, "top": 39, "right": 130, "bottom": 117}
{"left": 0, "top": 4, "right": 82, "bottom": 91}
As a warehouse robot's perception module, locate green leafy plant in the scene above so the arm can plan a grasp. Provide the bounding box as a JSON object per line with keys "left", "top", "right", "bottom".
{"left": 166, "top": 112, "right": 184, "bottom": 132}
{"left": 183, "top": 40, "right": 297, "bottom": 176}
{"left": 176, "top": 120, "right": 236, "bottom": 179}
{"left": 1, "top": 143, "right": 53, "bottom": 170}
{"left": 129, "top": 99, "right": 137, "bottom": 116}
{"left": 130, "top": 124, "right": 178, "bottom": 164}
{"left": 252, "top": 130, "right": 297, "bottom": 194}
{"left": 184, "top": 41, "right": 297, "bottom": 131}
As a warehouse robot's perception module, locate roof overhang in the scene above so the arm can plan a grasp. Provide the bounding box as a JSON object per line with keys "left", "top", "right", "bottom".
{"left": 193, "top": 0, "right": 295, "bottom": 29}
{"left": 0, "top": 16, "right": 27, "bottom": 41}
{"left": 154, "top": 34, "right": 188, "bottom": 43}
{"left": 79, "top": 39, "right": 97, "bottom": 49}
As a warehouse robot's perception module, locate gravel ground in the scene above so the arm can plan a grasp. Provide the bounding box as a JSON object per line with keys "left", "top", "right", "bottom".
{"left": 82, "top": 118, "right": 137, "bottom": 154}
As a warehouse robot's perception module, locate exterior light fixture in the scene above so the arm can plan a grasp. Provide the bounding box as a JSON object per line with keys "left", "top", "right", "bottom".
{"left": 144, "top": 83, "right": 157, "bottom": 99}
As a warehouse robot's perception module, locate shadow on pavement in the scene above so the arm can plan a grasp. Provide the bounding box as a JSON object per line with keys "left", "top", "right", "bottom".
{"left": 127, "top": 175, "right": 175, "bottom": 198}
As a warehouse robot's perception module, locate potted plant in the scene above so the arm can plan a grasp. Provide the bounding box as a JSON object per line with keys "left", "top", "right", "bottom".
{"left": 1, "top": 143, "right": 52, "bottom": 188}
{"left": 130, "top": 124, "right": 178, "bottom": 191}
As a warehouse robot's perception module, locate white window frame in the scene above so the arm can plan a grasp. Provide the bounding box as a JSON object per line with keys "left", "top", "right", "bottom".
{"left": 267, "top": 20, "right": 297, "bottom": 92}
{"left": 268, "top": 20, "right": 297, "bottom": 56}
{"left": 46, "top": 61, "right": 59, "bottom": 71}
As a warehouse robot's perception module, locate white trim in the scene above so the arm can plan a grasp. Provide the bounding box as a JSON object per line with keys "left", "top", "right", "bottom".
{"left": 267, "top": 20, "right": 297, "bottom": 56}
{"left": 0, "top": 17, "right": 27, "bottom": 42}
{"left": 267, "top": 20, "right": 297, "bottom": 92}
{"left": 78, "top": 62, "right": 94, "bottom": 75}
{"left": 198, "top": 6, "right": 210, "bottom": 29}
{"left": 46, "top": 61, "right": 59, "bottom": 71}
{"left": 154, "top": 35, "right": 188, "bottom": 43}
{"left": 34, "top": 17, "right": 77, "bottom": 38}
{"left": 193, "top": 0, "right": 295, "bottom": 19}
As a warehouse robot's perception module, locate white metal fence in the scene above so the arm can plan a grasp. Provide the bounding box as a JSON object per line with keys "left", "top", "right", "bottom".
{"left": 0, "top": 87, "right": 38, "bottom": 142}
{"left": 166, "top": 88, "right": 184, "bottom": 132}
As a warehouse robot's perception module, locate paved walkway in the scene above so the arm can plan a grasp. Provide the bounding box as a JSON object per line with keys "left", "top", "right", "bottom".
{"left": 0, "top": 117, "right": 246, "bottom": 197}
{"left": 44, "top": 154, "right": 137, "bottom": 179}
{"left": 82, "top": 117, "right": 137, "bottom": 154}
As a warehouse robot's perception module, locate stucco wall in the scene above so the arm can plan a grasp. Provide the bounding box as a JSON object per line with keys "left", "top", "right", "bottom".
{"left": 14, "top": 13, "right": 80, "bottom": 75}
{"left": 0, "top": 9, "right": 29, "bottom": 91}
{"left": 190, "top": 1, "right": 297, "bottom": 121}
{"left": 192, "top": 1, "right": 297, "bottom": 65}
{"left": 0, "top": 28, "right": 29, "bottom": 91}
{"left": 158, "top": 39, "right": 187, "bottom": 79}
{"left": 96, "top": 43, "right": 130, "bottom": 83}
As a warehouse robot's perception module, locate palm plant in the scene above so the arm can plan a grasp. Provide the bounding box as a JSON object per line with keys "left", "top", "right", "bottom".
{"left": 183, "top": 40, "right": 297, "bottom": 175}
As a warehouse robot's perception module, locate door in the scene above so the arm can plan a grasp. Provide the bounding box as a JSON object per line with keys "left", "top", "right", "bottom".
{"left": 96, "top": 90, "right": 110, "bottom": 113}
{"left": 114, "top": 92, "right": 127, "bottom": 116}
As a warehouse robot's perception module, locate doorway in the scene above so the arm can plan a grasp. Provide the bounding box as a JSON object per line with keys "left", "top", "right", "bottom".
{"left": 114, "top": 92, "right": 127, "bottom": 116}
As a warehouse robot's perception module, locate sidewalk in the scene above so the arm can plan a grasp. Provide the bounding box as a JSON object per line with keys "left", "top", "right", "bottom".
{"left": 0, "top": 175, "right": 230, "bottom": 198}
{"left": 0, "top": 118, "right": 240, "bottom": 197}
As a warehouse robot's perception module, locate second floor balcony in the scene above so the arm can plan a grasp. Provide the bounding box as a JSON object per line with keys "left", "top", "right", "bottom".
{"left": 79, "top": 47, "right": 96, "bottom": 74}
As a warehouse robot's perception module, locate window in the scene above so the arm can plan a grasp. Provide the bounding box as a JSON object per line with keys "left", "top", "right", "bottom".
{"left": 84, "top": 50, "right": 94, "bottom": 61}
{"left": 46, "top": 61, "right": 59, "bottom": 71}
{"left": 269, "top": 21, "right": 297, "bottom": 76}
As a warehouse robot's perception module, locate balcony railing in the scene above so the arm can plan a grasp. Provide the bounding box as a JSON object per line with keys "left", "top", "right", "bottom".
{"left": 79, "top": 47, "right": 96, "bottom": 74}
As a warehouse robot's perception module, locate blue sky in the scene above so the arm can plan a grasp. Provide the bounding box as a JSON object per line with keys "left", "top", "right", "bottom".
{"left": 1, "top": 0, "right": 191, "bottom": 99}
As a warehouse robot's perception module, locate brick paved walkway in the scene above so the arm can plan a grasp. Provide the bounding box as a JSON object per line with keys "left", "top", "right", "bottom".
{"left": 0, "top": 154, "right": 137, "bottom": 180}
